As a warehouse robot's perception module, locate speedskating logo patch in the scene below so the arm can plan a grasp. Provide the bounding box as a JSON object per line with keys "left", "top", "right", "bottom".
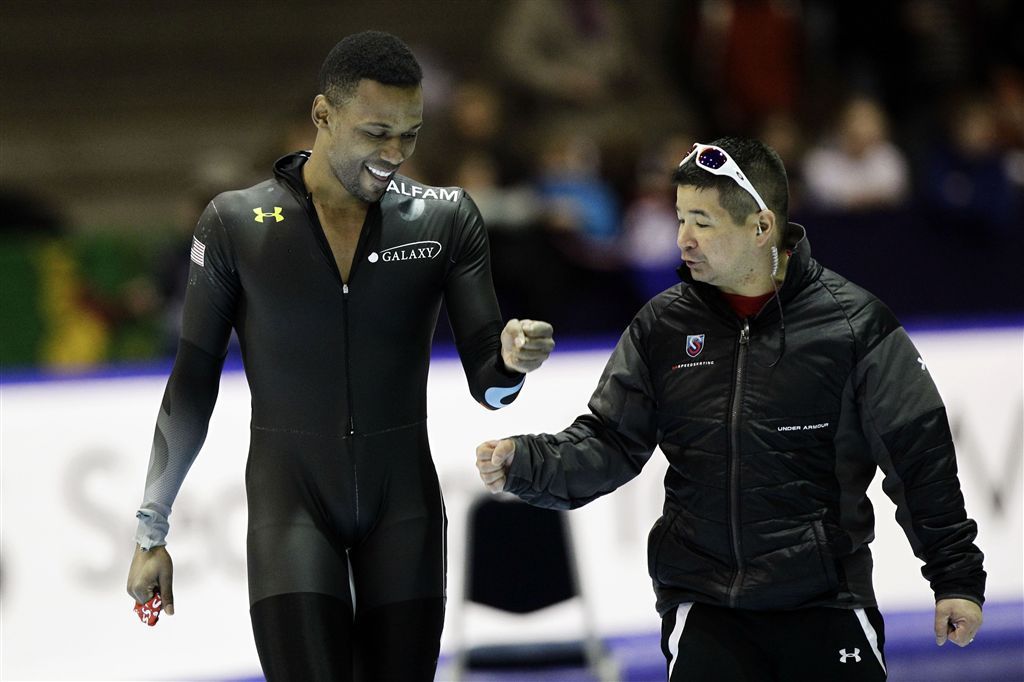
{"left": 685, "top": 334, "right": 705, "bottom": 358}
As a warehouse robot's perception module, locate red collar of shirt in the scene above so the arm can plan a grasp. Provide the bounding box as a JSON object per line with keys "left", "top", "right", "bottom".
{"left": 720, "top": 291, "right": 775, "bottom": 319}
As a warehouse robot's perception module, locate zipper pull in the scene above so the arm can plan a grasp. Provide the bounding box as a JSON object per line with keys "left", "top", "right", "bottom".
{"left": 740, "top": 320, "right": 750, "bottom": 344}
{"left": 348, "top": 415, "right": 355, "bottom": 436}
{"left": 343, "top": 283, "right": 349, "bottom": 295}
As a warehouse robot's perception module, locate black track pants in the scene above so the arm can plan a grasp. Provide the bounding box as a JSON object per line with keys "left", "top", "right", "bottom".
{"left": 661, "top": 602, "right": 887, "bottom": 681}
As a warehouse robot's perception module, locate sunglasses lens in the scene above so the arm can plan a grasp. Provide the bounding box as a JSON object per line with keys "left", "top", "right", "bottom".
{"left": 697, "top": 148, "right": 728, "bottom": 170}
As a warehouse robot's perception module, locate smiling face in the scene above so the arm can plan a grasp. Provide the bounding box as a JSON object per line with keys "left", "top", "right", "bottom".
{"left": 675, "top": 184, "right": 771, "bottom": 295}
{"left": 314, "top": 79, "right": 423, "bottom": 203}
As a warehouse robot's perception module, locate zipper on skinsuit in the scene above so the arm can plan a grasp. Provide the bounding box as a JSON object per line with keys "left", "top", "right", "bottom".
{"left": 342, "top": 282, "right": 359, "bottom": 525}
{"left": 342, "top": 282, "right": 355, "bottom": 437}
{"left": 302, "top": 196, "right": 360, "bottom": 438}
{"left": 726, "top": 319, "right": 750, "bottom": 607}
{"left": 300, "top": 189, "right": 369, "bottom": 525}
{"left": 285, "top": 170, "right": 373, "bottom": 527}
{"left": 334, "top": 209, "right": 379, "bottom": 532}
{"left": 300, "top": 192, "right": 377, "bottom": 435}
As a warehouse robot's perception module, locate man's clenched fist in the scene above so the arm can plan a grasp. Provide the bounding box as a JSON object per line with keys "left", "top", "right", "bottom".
{"left": 476, "top": 439, "right": 516, "bottom": 493}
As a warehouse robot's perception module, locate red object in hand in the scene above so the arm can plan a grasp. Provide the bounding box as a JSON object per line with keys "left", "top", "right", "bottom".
{"left": 134, "top": 593, "right": 163, "bottom": 626}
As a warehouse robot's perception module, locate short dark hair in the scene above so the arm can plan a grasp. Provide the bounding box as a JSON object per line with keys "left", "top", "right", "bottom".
{"left": 318, "top": 31, "right": 422, "bottom": 105}
{"left": 672, "top": 136, "right": 789, "bottom": 239}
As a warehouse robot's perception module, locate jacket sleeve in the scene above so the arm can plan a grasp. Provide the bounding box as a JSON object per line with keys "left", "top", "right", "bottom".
{"left": 851, "top": 302, "right": 986, "bottom": 605}
{"left": 134, "top": 200, "right": 239, "bottom": 549}
{"left": 443, "top": 191, "right": 525, "bottom": 410}
{"left": 504, "top": 306, "right": 660, "bottom": 509}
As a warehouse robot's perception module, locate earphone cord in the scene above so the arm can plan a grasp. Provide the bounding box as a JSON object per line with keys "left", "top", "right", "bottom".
{"left": 767, "top": 246, "right": 786, "bottom": 368}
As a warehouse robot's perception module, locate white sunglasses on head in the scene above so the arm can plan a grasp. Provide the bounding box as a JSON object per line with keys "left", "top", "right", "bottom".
{"left": 679, "top": 143, "right": 768, "bottom": 212}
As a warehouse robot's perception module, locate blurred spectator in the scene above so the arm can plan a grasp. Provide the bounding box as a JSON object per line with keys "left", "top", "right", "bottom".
{"left": 3, "top": 0, "right": 1022, "bottom": 365}
{"left": 420, "top": 80, "right": 528, "bottom": 187}
{"left": 819, "top": 2, "right": 927, "bottom": 128}
{"left": 524, "top": 129, "right": 637, "bottom": 334}
{"left": 496, "top": 0, "right": 633, "bottom": 115}
{"left": 993, "top": 67, "right": 1024, "bottom": 149}
{"left": 805, "top": 1, "right": 1020, "bottom": 151}
{"left": 992, "top": 67, "right": 1024, "bottom": 201}
{"left": 669, "top": 0, "right": 804, "bottom": 133}
{"left": 151, "top": 149, "right": 256, "bottom": 354}
{"left": 449, "top": 149, "right": 556, "bottom": 330}
{"left": 453, "top": 151, "right": 541, "bottom": 233}
{"left": 0, "top": 191, "right": 115, "bottom": 371}
{"left": 620, "top": 133, "right": 693, "bottom": 302}
{"left": 920, "top": 94, "right": 1019, "bottom": 239}
{"left": 493, "top": 0, "right": 679, "bottom": 160}
{"left": 902, "top": 1, "right": 975, "bottom": 96}
{"left": 0, "top": 193, "right": 162, "bottom": 371}
{"left": 758, "top": 111, "right": 808, "bottom": 214}
{"left": 803, "top": 95, "right": 910, "bottom": 211}
{"left": 535, "top": 130, "right": 621, "bottom": 254}
{"left": 36, "top": 241, "right": 114, "bottom": 368}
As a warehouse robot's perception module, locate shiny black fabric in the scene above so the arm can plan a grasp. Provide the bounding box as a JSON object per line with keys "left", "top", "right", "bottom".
{"left": 140, "top": 152, "right": 523, "bottom": 678}
{"left": 661, "top": 603, "right": 887, "bottom": 681}
{"left": 251, "top": 593, "right": 443, "bottom": 681}
{"left": 506, "top": 226, "right": 985, "bottom": 616}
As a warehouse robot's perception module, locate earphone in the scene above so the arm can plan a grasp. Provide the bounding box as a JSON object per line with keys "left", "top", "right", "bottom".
{"left": 757, "top": 224, "right": 777, "bottom": 275}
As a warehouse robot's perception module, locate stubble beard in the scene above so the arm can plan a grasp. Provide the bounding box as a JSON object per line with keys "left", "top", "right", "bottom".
{"left": 333, "top": 157, "right": 383, "bottom": 204}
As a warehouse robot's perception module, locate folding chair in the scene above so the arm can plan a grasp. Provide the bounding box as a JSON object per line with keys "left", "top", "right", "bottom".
{"left": 447, "top": 493, "right": 619, "bottom": 681}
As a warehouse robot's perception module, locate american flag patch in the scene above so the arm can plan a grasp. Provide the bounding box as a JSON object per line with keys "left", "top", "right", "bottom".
{"left": 190, "top": 237, "right": 206, "bottom": 266}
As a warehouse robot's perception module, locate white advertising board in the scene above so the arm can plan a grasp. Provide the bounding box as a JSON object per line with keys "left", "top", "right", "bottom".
{"left": 1, "top": 327, "right": 1020, "bottom": 680}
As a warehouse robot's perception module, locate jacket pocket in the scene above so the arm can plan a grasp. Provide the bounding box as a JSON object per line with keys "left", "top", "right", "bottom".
{"left": 739, "top": 517, "right": 842, "bottom": 609}
{"left": 812, "top": 519, "right": 840, "bottom": 594}
{"left": 647, "top": 511, "right": 677, "bottom": 585}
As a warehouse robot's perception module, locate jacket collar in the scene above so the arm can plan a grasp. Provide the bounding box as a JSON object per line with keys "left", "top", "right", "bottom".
{"left": 776, "top": 223, "right": 819, "bottom": 305}
{"left": 273, "top": 150, "right": 312, "bottom": 204}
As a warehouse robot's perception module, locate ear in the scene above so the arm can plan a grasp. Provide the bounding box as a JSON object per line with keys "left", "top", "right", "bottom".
{"left": 754, "top": 210, "right": 778, "bottom": 246}
{"left": 311, "top": 95, "right": 331, "bottom": 130}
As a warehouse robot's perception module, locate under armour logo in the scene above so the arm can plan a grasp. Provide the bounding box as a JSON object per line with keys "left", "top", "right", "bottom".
{"left": 253, "top": 206, "right": 284, "bottom": 223}
{"left": 917, "top": 357, "right": 927, "bottom": 371}
{"left": 839, "top": 648, "right": 861, "bottom": 663}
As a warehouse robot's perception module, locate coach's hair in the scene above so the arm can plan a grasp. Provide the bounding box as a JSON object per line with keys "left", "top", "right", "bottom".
{"left": 318, "top": 31, "right": 422, "bottom": 105}
{"left": 672, "top": 136, "right": 790, "bottom": 241}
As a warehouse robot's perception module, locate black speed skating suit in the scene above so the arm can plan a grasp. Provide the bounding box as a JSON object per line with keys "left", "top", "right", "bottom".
{"left": 135, "top": 152, "right": 524, "bottom": 659}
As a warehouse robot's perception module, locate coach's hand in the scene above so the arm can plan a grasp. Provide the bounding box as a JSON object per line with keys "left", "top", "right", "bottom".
{"left": 476, "top": 439, "right": 516, "bottom": 493}
{"left": 501, "top": 319, "right": 554, "bottom": 373}
{"left": 934, "top": 598, "right": 982, "bottom": 647}
{"left": 128, "top": 544, "right": 175, "bottom": 616}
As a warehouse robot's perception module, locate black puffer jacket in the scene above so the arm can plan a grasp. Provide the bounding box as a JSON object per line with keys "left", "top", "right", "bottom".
{"left": 505, "top": 227, "right": 985, "bottom": 615}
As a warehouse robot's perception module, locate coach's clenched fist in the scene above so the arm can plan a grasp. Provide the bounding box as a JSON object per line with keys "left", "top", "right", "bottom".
{"left": 476, "top": 439, "right": 516, "bottom": 493}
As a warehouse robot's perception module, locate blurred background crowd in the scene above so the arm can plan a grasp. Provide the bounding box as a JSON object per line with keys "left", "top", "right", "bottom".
{"left": 2, "top": 0, "right": 1022, "bottom": 373}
